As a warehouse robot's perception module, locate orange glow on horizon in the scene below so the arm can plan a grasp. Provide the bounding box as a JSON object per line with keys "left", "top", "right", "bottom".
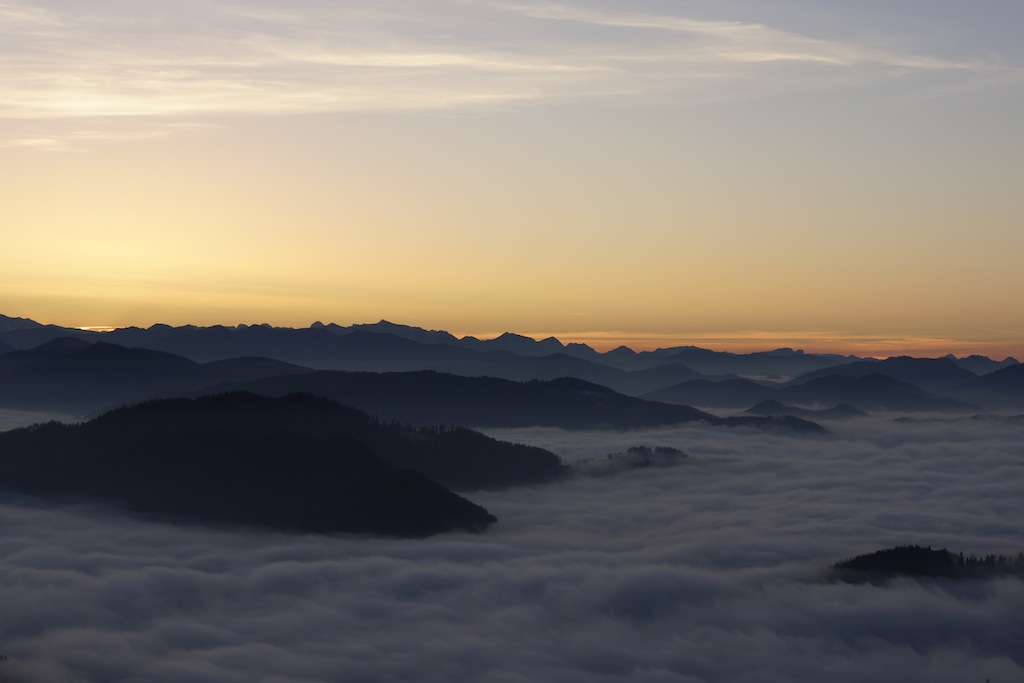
{"left": 10, "top": 311, "right": 1021, "bottom": 360}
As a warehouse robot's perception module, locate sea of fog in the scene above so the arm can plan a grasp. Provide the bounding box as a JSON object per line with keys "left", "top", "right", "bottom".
{"left": 1, "top": 415, "right": 1023, "bottom": 682}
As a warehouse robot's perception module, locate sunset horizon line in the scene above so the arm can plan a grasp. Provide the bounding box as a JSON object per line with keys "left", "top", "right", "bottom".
{"left": 6, "top": 313, "right": 1011, "bottom": 360}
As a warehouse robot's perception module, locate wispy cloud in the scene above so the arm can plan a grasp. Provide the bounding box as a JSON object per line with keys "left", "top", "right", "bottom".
{"left": 488, "top": 2, "right": 984, "bottom": 70}
{"left": 0, "top": 122, "right": 220, "bottom": 151}
{"left": 0, "top": 0, "right": 1005, "bottom": 146}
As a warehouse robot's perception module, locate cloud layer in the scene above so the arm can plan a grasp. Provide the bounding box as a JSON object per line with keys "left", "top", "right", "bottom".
{"left": 1, "top": 415, "right": 1022, "bottom": 681}
{"left": 0, "top": 0, "right": 992, "bottom": 129}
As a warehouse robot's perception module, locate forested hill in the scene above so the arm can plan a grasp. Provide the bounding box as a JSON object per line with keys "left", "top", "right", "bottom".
{"left": 833, "top": 545, "right": 1024, "bottom": 581}
{"left": 0, "top": 392, "right": 564, "bottom": 535}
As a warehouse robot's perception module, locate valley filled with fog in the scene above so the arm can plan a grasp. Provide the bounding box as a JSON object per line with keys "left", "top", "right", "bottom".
{"left": 2, "top": 414, "right": 1021, "bottom": 682}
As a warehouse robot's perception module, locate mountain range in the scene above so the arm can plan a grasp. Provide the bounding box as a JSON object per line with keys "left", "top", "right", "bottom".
{"left": 3, "top": 313, "right": 1022, "bottom": 538}
{"left": 2, "top": 314, "right": 1022, "bottom": 416}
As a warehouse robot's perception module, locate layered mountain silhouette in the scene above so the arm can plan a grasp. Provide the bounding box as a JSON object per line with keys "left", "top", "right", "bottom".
{"left": 790, "top": 356, "right": 978, "bottom": 393}
{"left": 0, "top": 338, "right": 315, "bottom": 413}
{"left": 945, "top": 354, "right": 1019, "bottom": 375}
{"left": 774, "top": 373, "right": 972, "bottom": 412}
{"left": 200, "top": 370, "right": 830, "bottom": 434}
{"left": 647, "top": 370, "right": 976, "bottom": 412}
{"left": 0, "top": 316, "right": 865, "bottom": 392}
{"left": 946, "top": 363, "right": 1024, "bottom": 410}
{"left": 0, "top": 392, "right": 570, "bottom": 535}
{"left": 1, "top": 314, "right": 1018, "bottom": 414}
{"left": 0, "top": 333, "right": 826, "bottom": 433}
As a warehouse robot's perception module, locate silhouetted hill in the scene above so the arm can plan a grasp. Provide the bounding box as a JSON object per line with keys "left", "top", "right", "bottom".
{"left": 643, "top": 378, "right": 779, "bottom": 408}
{"left": 4, "top": 391, "right": 563, "bottom": 492}
{"left": 791, "top": 357, "right": 977, "bottom": 393}
{"left": 720, "top": 414, "right": 829, "bottom": 435}
{"left": 0, "top": 394, "right": 499, "bottom": 536}
{"left": 0, "top": 338, "right": 12, "bottom": 355}
{"left": 429, "top": 351, "right": 633, "bottom": 392}
{"left": 596, "top": 345, "right": 640, "bottom": 366}
{"left": 428, "top": 352, "right": 704, "bottom": 396}
{"left": 0, "top": 341, "right": 207, "bottom": 412}
{"left": 775, "top": 373, "right": 973, "bottom": 412}
{"left": 569, "top": 445, "right": 689, "bottom": 477}
{"left": 833, "top": 545, "right": 1024, "bottom": 581}
{"left": 0, "top": 315, "right": 95, "bottom": 349}
{"left": 103, "top": 326, "right": 475, "bottom": 369}
{"left": 196, "top": 370, "right": 718, "bottom": 430}
{"left": 947, "top": 363, "right": 1024, "bottom": 410}
{"left": 0, "top": 340, "right": 315, "bottom": 414}
{"left": 617, "top": 363, "right": 703, "bottom": 395}
{"left": 651, "top": 346, "right": 857, "bottom": 378}
{"left": 459, "top": 331, "right": 568, "bottom": 357}
{"left": 745, "top": 399, "right": 868, "bottom": 420}
{"left": 648, "top": 373, "right": 974, "bottom": 413}
{"left": 945, "top": 354, "right": 1019, "bottom": 376}
{"left": 0, "top": 392, "right": 570, "bottom": 533}
{"left": 344, "top": 320, "right": 461, "bottom": 345}
{"left": 0, "top": 336, "right": 93, "bottom": 373}
{"left": 199, "top": 356, "right": 316, "bottom": 383}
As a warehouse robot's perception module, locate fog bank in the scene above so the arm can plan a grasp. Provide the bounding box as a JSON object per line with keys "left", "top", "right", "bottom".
{"left": 1, "top": 416, "right": 1022, "bottom": 681}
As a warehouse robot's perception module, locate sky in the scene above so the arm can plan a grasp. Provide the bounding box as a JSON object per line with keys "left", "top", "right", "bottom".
{"left": 3, "top": 1, "right": 1023, "bottom": 357}
{"left": 2, "top": 414, "right": 1023, "bottom": 681}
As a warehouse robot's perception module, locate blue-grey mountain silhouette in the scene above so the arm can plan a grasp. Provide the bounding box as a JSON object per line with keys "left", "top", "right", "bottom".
{"left": 644, "top": 378, "right": 779, "bottom": 408}
{"left": 745, "top": 399, "right": 867, "bottom": 420}
{"left": 776, "top": 373, "right": 973, "bottom": 412}
{"left": 790, "top": 356, "right": 978, "bottom": 393}
{"left": 945, "top": 353, "right": 1020, "bottom": 376}
{"left": 947, "top": 363, "right": 1024, "bottom": 410}
{"left": 0, "top": 340, "right": 313, "bottom": 413}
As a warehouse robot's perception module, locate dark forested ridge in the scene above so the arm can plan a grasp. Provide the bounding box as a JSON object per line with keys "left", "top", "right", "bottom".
{"left": 0, "top": 392, "right": 566, "bottom": 535}
{"left": 832, "top": 545, "right": 1024, "bottom": 581}
{"left": 196, "top": 370, "right": 830, "bottom": 434}
{"left": 198, "top": 370, "right": 719, "bottom": 429}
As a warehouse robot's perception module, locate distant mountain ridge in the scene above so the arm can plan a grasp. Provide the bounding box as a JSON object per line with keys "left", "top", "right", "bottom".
{"left": 3, "top": 313, "right": 1015, "bottom": 377}
{"left": 2, "top": 314, "right": 1020, "bottom": 412}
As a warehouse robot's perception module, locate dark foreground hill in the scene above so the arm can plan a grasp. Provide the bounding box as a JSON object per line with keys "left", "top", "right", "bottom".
{"left": 0, "top": 393, "right": 565, "bottom": 535}
{"left": 832, "top": 545, "right": 1024, "bottom": 582}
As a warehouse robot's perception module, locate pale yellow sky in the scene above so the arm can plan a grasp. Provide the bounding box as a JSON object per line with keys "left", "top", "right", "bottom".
{"left": 3, "top": 1, "right": 1022, "bottom": 358}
